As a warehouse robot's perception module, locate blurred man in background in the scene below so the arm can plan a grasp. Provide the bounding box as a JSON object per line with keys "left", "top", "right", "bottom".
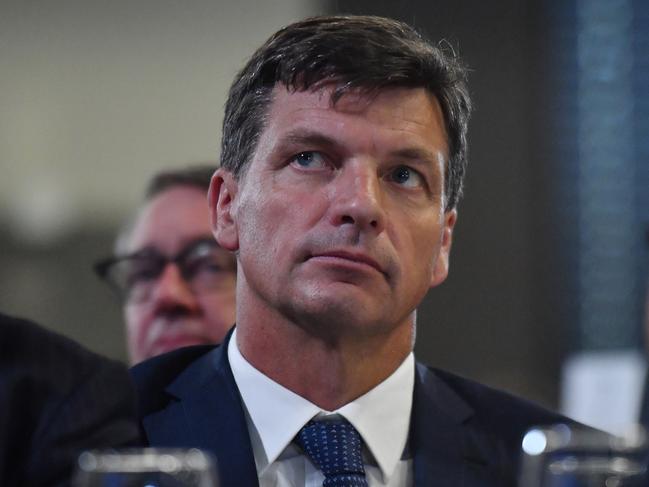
{"left": 95, "top": 166, "right": 236, "bottom": 364}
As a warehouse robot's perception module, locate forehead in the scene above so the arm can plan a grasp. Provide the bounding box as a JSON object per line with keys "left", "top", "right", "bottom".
{"left": 126, "top": 186, "right": 211, "bottom": 254}
{"left": 256, "top": 84, "right": 449, "bottom": 158}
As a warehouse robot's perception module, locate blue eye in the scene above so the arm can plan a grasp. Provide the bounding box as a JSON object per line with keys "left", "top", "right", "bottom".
{"left": 292, "top": 151, "right": 326, "bottom": 169}
{"left": 389, "top": 165, "right": 424, "bottom": 188}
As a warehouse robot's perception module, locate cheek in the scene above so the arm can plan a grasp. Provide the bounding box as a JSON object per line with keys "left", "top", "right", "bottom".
{"left": 125, "top": 306, "right": 149, "bottom": 341}
{"left": 397, "top": 215, "right": 442, "bottom": 270}
{"left": 200, "top": 290, "right": 237, "bottom": 323}
{"left": 238, "top": 192, "right": 303, "bottom": 261}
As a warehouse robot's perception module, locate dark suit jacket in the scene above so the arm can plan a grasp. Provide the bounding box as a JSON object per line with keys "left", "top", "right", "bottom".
{"left": 132, "top": 331, "right": 568, "bottom": 487}
{"left": 0, "top": 313, "right": 141, "bottom": 487}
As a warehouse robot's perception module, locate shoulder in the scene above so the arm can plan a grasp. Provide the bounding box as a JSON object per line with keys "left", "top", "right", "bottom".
{"left": 1, "top": 311, "right": 87, "bottom": 360}
{"left": 0, "top": 312, "right": 129, "bottom": 392}
{"left": 421, "top": 365, "right": 569, "bottom": 430}
{"left": 418, "top": 364, "right": 570, "bottom": 450}
{"left": 413, "top": 364, "right": 574, "bottom": 485}
{"left": 0, "top": 312, "right": 132, "bottom": 414}
{"left": 130, "top": 344, "right": 218, "bottom": 415}
{"left": 0, "top": 312, "right": 140, "bottom": 486}
{"left": 427, "top": 366, "right": 564, "bottom": 420}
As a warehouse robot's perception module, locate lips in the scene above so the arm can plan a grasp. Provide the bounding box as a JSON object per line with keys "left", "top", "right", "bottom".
{"left": 307, "top": 250, "right": 386, "bottom": 275}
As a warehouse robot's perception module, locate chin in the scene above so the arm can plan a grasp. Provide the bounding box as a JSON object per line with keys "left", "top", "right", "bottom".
{"left": 292, "top": 294, "right": 391, "bottom": 337}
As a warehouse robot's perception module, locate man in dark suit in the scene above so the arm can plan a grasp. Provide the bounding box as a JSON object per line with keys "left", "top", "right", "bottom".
{"left": 0, "top": 313, "right": 140, "bottom": 486}
{"left": 132, "top": 15, "right": 569, "bottom": 486}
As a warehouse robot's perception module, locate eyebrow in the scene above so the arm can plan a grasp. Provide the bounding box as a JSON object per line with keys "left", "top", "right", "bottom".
{"left": 280, "top": 129, "right": 442, "bottom": 165}
{"left": 279, "top": 130, "right": 340, "bottom": 152}
{"left": 389, "top": 147, "right": 442, "bottom": 168}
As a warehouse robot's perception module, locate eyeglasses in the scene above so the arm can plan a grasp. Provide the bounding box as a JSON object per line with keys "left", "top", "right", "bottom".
{"left": 94, "top": 238, "right": 236, "bottom": 303}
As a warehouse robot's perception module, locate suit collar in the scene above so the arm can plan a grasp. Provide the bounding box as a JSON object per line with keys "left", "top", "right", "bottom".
{"left": 143, "top": 329, "right": 259, "bottom": 487}
{"left": 229, "top": 327, "right": 415, "bottom": 482}
{"left": 411, "top": 363, "right": 493, "bottom": 486}
{"left": 141, "top": 333, "right": 495, "bottom": 487}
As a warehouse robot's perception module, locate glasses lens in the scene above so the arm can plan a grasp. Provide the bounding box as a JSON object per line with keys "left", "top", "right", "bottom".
{"left": 178, "top": 241, "right": 236, "bottom": 292}
{"left": 99, "top": 241, "right": 235, "bottom": 302}
{"left": 108, "top": 254, "right": 164, "bottom": 302}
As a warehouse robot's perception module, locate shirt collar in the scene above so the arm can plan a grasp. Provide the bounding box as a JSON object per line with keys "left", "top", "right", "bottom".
{"left": 228, "top": 328, "right": 415, "bottom": 482}
{"left": 338, "top": 352, "right": 414, "bottom": 480}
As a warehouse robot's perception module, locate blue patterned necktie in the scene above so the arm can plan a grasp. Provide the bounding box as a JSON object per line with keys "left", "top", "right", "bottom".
{"left": 295, "top": 417, "right": 369, "bottom": 487}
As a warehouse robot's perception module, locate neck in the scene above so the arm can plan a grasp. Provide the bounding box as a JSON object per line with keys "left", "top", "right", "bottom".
{"left": 235, "top": 305, "right": 414, "bottom": 411}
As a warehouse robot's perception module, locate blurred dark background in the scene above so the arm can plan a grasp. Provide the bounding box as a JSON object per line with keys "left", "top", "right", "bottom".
{"left": 1, "top": 0, "right": 647, "bottom": 411}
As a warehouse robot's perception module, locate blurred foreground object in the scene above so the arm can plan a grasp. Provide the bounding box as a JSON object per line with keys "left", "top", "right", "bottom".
{"left": 0, "top": 312, "right": 140, "bottom": 486}
{"left": 561, "top": 351, "right": 647, "bottom": 435}
{"left": 520, "top": 423, "right": 648, "bottom": 487}
{"left": 74, "top": 448, "right": 217, "bottom": 487}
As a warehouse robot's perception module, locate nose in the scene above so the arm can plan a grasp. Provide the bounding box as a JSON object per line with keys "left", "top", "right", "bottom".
{"left": 329, "top": 160, "right": 385, "bottom": 234}
{"left": 149, "top": 263, "right": 199, "bottom": 314}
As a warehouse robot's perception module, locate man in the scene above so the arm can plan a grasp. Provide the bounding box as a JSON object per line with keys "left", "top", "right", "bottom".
{"left": 0, "top": 312, "right": 140, "bottom": 486}
{"left": 95, "top": 166, "right": 237, "bottom": 364}
{"left": 132, "top": 16, "right": 569, "bottom": 486}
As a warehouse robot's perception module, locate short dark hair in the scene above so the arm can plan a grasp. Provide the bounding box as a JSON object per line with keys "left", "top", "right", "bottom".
{"left": 221, "top": 15, "right": 471, "bottom": 210}
{"left": 114, "top": 164, "right": 216, "bottom": 253}
{"left": 145, "top": 164, "right": 215, "bottom": 200}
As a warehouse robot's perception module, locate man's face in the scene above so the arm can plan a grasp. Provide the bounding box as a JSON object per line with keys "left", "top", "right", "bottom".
{"left": 213, "top": 85, "right": 456, "bottom": 341}
{"left": 124, "top": 186, "right": 236, "bottom": 364}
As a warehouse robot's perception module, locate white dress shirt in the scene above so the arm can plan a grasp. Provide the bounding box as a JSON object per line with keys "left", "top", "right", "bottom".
{"left": 228, "top": 328, "right": 415, "bottom": 487}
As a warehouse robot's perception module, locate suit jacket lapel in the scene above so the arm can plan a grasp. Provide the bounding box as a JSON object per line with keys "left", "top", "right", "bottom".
{"left": 411, "top": 363, "right": 492, "bottom": 487}
{"left": 143, "top": 332, "right": 259, "bottom": 487}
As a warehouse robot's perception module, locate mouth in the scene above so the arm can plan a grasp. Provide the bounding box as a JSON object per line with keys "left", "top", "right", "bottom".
{"left": 307, "top": 250, "right": 386, "bottom": 276}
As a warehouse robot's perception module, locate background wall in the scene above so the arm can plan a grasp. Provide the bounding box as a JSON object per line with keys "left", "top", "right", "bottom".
{"left": 1, "top": 0, "right": 321, "bottom": 236}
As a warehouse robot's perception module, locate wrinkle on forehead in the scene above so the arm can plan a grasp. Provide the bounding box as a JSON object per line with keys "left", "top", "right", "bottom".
{"left": 274, "top": 85, "right": 447, "bottom": 144}
{"left": 269, "top": 86, "right": 448, "bottom": 174}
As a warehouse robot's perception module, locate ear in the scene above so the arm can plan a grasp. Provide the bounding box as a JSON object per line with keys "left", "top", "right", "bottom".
{"left": 429, "top": 209, "right": 457, "bottom": 288}
{"left": 208, "top": 168, "right": 239, "bottom": 251}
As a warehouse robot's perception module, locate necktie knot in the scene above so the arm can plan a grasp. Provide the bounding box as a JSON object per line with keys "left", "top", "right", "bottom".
{"left": 295, "top": 417, "right": 369, "bottom": 486}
